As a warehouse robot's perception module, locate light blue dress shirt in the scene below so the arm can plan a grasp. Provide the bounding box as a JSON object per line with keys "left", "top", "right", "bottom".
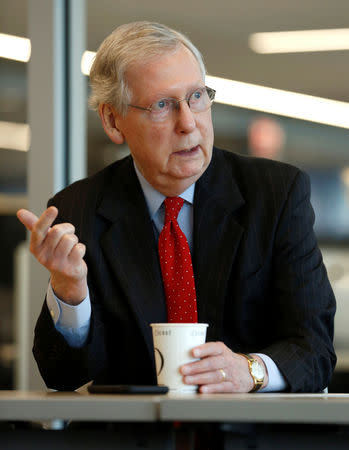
{"left": 46, "top": 162, "right": 286, "bottom": 392}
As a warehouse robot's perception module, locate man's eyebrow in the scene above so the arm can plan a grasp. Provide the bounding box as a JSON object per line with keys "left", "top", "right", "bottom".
{"left": 149, "top": 84, "right": 206, "bottom": 102}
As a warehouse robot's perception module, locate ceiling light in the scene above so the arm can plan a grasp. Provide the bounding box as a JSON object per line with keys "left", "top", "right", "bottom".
{"left": 0, "top": 33, "right": 31, "bottom": 62}
{"left": 0, "top": 121, "right": 30, "bottom": 151}
{"left": 206, "top": 75, "right": 349, "bottom": 129}
{"left": 249, "top": 28, "right": 349, "bottom": 54}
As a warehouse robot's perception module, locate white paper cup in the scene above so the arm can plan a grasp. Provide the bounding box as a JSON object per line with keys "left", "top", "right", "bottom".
{"left": 150, "top": 323, "right": 208, "bottom": 393}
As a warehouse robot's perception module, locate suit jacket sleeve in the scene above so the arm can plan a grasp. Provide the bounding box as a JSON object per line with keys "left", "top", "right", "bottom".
{"left": 32, "top": 158, "right": 160, "bottom": 391}
{"left": 32, "top": 191, "right": 110, "bottom": 391}
{"left": 194, "top": 149, "right": 336, "bottom": 393}
{"left": 33, "top": 270, "right": 109, "bottom": 391}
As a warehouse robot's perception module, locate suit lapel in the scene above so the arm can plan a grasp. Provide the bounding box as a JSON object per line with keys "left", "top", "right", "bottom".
{"left": 97, "top": 157, "right": 166, "bottom": 356}
{"left": 193, "top": 149, "right": 245, "bottom": 342}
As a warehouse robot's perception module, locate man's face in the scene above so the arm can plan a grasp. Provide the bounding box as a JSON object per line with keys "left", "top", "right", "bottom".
{"left": 115, "top": 45, "right": 214, "bottom": 196}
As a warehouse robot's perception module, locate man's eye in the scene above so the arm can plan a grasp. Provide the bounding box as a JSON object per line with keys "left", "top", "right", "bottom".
{"left": 190, "top": 90, "right": 205, "bottom": 104}
{"left": 154, "top": 99, "right": 168, "bottom": 110}
{"left": 192, "top": 91, "right": 202, "bottom": 100}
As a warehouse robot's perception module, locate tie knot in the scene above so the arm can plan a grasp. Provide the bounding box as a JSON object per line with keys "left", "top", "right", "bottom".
{"left": 164, "top": 197, "right": 184, "bottom": 223}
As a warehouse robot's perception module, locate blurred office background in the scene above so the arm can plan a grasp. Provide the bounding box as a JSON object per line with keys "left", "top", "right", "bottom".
{"left": 0, "top": 0, "right": 348, "bottom": 390}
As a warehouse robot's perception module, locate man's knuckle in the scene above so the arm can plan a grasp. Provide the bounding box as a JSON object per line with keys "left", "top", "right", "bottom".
{"left": 31, "top": 222, "right": 40, "bottom": 234}
{"left": 37, "top": 253, "right": 49, "bottom": 267}
{"left": 216, "top": 341, "right": 225, "bottom": 351}
{"left": 65, "top": 234, "right": 78, "bottom": 245}
{"left": 63, "top": 224, "right": 75, "bottom": 235}
{"left": 49, "top": 226, "right": 61, "bottom": 240}
{"left": 61, "top": 221, "right": 74, "bottom": 230}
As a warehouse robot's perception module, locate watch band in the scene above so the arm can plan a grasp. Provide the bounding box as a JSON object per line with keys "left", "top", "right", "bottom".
{"left": 237, "top": 353, "right": 264, "bottom": 392}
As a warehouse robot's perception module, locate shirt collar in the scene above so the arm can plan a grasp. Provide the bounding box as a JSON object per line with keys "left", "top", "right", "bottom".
{"left": 133, "top": 162, "right": 195, "bottom": 221}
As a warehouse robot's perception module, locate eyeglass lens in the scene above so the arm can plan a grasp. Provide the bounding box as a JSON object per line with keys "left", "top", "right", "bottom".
{"left": 150, "top": 87, "right": 215, "bottom": 121}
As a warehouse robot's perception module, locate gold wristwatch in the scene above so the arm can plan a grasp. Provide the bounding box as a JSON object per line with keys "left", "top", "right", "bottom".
{"left": 237, "top": 353, "right": 264, "bottom": 392}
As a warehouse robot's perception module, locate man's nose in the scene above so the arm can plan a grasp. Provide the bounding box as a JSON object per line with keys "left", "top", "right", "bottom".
{"left": 175, "top": 100, "right": 196, "bottom": 133}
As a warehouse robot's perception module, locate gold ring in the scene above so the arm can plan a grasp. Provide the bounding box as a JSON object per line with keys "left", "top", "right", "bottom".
{"left": 219, "top": 368, "right": 226, "bottom": 381}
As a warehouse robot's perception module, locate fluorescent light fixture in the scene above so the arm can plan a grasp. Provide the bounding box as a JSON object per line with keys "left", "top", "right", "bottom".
{"left": 206, "top": 75, "right": 349, "bottom": 129}
{"left": 249, "top": 28, "right": 349, "bottom": 54}
{"left": 81, "top": 50, "right": 95, "bottom": 75}
{"left": 0, "top": 121, "right": 30, "bottom": 151}
{"left": 0, "top": 33, "right": 31, "bottom": 62}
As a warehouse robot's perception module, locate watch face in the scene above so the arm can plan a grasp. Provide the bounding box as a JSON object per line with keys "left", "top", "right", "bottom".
{"left": 251, "top": 360, "right": 264, "bottom": 381}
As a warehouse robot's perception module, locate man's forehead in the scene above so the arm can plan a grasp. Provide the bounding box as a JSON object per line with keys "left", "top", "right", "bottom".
{"left": 126, "top": 44, "right": 190, "bottom": 71}
{"left": 125, "top": 46, "right": 204, "bottom": 101}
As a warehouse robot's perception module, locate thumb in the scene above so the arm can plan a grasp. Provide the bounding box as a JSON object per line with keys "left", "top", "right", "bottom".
{"left": 16, "top": 209, "right": 39, "bottom": 232}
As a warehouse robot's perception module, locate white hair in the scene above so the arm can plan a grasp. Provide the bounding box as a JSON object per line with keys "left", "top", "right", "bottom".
{"left": 88, "top": 21, "right": 206, "bottom": 115}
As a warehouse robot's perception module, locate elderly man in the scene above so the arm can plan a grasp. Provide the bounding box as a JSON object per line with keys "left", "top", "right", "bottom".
{"left": 17, "top": 21, "right": 336, "bottom": 393}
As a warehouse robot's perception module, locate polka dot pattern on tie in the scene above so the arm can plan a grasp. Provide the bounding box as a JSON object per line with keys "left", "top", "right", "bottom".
{"left": 158, "top": 197, "right": 198, "bottom": 323}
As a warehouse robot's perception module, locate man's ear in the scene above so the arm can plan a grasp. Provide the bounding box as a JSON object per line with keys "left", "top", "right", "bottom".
{"left": 98, "top": 104, "right": 125, "bottom": 145}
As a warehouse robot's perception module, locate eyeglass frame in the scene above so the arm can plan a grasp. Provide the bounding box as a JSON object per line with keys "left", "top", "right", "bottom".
{"left": 127, "top": 86, "right": 216, "bottom": 117}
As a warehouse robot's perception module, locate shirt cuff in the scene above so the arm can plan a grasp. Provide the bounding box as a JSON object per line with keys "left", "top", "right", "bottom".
{"left": 255, "top": 353, "right": 287, "bottom": 392}
{"left": 46, "top": 282, "right": 91, "bottom": 328}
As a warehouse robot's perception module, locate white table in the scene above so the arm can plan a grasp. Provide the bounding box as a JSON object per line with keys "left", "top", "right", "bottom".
{"left": 160, "top": 392, "right": 349, "bottom": 424}
{"left": 2, "top": 391, "right": 349, "bottom": 449}
{"left": 0, "top": 390, "right": 159, "bottom": 422}
{"left": 0, "top": 391, "right": 170, "bottom": 450}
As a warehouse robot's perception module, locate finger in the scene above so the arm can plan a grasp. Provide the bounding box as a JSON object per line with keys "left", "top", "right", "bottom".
{"left": 16, "top": 209, "right": 40, "bottom": 232}
{"left": 191, "top": 341, "right": 226, "bottom": 359}
{"left": 68, "top": 244, "right": 87, "bottom": 276}
{"left": 69, "top": 243, "right": 86, "bottom": 261}
{"left": 32, "top": 225, "right": 74, "bottom": 268}
{"left": 54, "top": 233, "right": 79, "bottom": 260}
{"left": 199, "top": 382, "right": 233, "bottom": 394}
{"left": 31, "top": 207, "right": 59, "bottom": 247}
{"left": 181, "top": 354, "right": 224, "bottom": 375}
{"left": 183, "top": 367, "right": 225, "bottom": 386}
{"left": 45, "top": 223, "right": 76, "bottom": 253}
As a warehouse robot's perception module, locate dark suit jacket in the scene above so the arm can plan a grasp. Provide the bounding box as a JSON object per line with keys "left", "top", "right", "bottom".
{"left": 33, "top": 148, "right": 336, "bottom": 392}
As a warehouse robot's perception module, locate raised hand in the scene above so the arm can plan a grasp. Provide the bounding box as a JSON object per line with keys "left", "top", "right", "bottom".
{"left": 17, "top": 206, "right": 88, "bottom": 305}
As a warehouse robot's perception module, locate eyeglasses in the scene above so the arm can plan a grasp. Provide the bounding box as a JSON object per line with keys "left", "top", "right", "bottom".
{"left": 128, "top": 86, "right": 216, "bottom": 122}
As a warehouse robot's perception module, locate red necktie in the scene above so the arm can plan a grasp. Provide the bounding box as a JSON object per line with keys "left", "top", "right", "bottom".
{"left": 158, "top": 197, "right": 198, "bottom": 323}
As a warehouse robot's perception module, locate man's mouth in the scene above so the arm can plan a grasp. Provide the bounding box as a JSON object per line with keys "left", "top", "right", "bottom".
{"left": 175, "top": 145, "right": 200, "bottom": 155}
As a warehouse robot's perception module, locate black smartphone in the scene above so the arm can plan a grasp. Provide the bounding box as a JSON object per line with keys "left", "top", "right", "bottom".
{"left": 87, "top": 384, "right": 169, "bottom": 394}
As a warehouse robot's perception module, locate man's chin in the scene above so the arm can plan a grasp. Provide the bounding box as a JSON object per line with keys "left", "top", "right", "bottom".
{"left": 173, "top": 156, "right": 210, "bottom": 179}
{"left": 170, "top": 166, "right": 208, "bottom": 190}
{"left": 172, "top": 167, "right": 205, "bottom": 183}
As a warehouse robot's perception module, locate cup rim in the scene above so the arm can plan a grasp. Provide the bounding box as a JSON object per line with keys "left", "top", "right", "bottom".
{"left": 150, "top": 323, "right": 208, "bottom": 327}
